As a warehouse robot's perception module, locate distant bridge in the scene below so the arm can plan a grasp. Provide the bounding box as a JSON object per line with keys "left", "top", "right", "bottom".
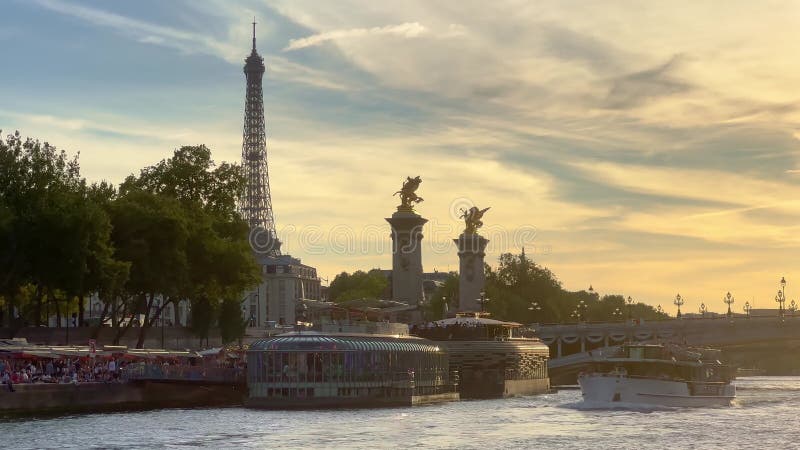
{"left": 537, "top": 315, "right": 800, "bottom": 381}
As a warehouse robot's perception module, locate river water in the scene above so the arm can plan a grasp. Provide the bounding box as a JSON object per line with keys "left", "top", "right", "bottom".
{"left": 1, "top": 376, "right": 796, "bottom": 449}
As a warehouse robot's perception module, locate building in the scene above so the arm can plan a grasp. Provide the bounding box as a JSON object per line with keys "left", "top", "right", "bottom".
{"left": 244, "top": 254, "right": 322, "bottom": 327}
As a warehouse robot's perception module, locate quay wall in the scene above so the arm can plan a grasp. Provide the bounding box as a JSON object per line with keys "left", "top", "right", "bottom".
{"left": 0, "top": 327, "right": 223, "bottom": 350}
{"left": 0, "top": 381, "right": 245, "bottom": 415}
{"left": 503, "top": 378, "right": 550, "bottom": 397}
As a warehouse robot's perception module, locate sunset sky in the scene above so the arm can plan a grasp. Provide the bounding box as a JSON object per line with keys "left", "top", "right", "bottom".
{"left": 3, "top": 0, "right": 800, "bottom": 313}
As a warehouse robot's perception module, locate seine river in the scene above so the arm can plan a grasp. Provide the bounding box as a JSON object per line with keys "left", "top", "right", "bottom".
{"left": 1, "top": 377, "right": 796, "bottom": 449}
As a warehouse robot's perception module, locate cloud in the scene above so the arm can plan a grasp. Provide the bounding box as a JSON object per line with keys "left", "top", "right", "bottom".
{"left": 284, "top": 22, "right": 428, "bottom": 51}
{"left": 32, "top": 0, "right": 243, "bottom": 62}
{"left": 18, "top": 0, "right": 800, "bottom": 306}
{"left": 604, "top": 55, "right": 692, "bottom": 109}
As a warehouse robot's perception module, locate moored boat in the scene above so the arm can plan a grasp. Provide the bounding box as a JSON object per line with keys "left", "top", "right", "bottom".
{"left": 578, "top": 343, "right": 735, "bottom": 407}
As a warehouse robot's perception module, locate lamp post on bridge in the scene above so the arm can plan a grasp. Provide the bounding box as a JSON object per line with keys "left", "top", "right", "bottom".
{"left": 674, "top": 294, "right": 684, "bottom": 319}
{"left": 613, "top": 307, "right": 623, "bottom": 322}
{"left": 626, "top": 296, "right": 634, "bottom": 320}
{"left": 724, "top": 292, "right": 735, "bottom": 319}
{"left": 476, "top": 291, "right": 490, "bottom": 314}
{"left": 743, "top": 301, "right": 751, "bottom": 319}
{"left": 656, "top": 304, "right": 663, "bottom": 321}
{"left": 699, "top": 302, "right": 707, "bottom": 318}
{"left": 528, "top": 301, "right": 541, "bottom": 322}
{"left": 790, "top": 300, "right": 797, "bottom": 317}
{"left": 777, "top": 276, "right": 787, "bottom": 318}
{"left": 577, "top": 300, "right": 588, "bottom": 322}
{"left": 776, "top": 290, "right": 785, "bottom": 319}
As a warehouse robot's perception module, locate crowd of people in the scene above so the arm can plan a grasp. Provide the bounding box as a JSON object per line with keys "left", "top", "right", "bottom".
{"left": 0, "top": 357, "right": 128, "bottom": 391}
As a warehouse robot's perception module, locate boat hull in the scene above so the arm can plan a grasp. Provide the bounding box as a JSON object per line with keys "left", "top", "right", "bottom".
{"left": 578, "top": 373, "right": 735, "bottom": 407}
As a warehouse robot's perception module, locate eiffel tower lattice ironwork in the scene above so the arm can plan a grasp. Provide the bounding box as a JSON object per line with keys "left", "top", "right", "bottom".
{"left": 240, "top": 20, "right": 281, "bottom": 255}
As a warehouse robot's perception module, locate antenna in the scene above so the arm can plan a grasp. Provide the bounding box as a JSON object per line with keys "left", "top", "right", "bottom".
{"left": 252, "top": 17, "right": 257, "bottom": 50}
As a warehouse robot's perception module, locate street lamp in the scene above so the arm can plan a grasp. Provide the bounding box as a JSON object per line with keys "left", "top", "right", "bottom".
{"left": 776, "top": 290, "right": 785, "bottom": 318}
{"left": 612, "top": 307, "right": 623, "bottom": 321}
{"left": 528, "top": 301, "right": 541, "bottom": 322}
{"left": 779, "top": 276, "right": 787, "bottom": 317}
{"left": 577, "top": 300, "right": 588, "bottom": 322}
{"left": 724, "top": 292, "right": 735, "bottom": 318}
{"left": 743, "top": 301, "right": 752, "bottom": 319}
{"left": 674, "top": 294, "right": 684, "bottom": 319}
{"left": 626, "top": 296, "right": 634, "bottom": 320}
{"left": 570, "top": 309, "right": 579, "bottom": 323}
{"left": 477, "top": 291, "right": 490, "bottom": 313}
{"left": 656, "top": 304, "right": 663, "bottom": 320}
{"left": 790, "top": 300, "right": 797, "bottom": 317}
{"left": 699, "top": 302, "right": 707, "bottom": 317}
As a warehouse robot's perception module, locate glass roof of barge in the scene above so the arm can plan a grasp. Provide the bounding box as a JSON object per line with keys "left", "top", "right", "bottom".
{"left": 249, "top": 333, "right": 442, "bottom": 353}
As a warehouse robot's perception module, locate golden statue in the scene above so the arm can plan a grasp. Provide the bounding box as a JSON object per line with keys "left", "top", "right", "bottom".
{"left": 459, "top": 206, "right": 490, "bottom": 234}
{"left": 394, "top": 176, "right": 424, "bottom": 211}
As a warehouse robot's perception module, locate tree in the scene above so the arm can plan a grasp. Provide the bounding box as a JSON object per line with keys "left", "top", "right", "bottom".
{"left": 117, "top": 145, "right": 259, "bottom": 347}
{"left": 110, "top": 190, "right": 189, "bottom": 347}
{"left": 219, "top": 297, "right": 246, "bottom": 344}
{"left": 484, "top": 251, "right": 665, "bottom": 323}
{"left": 329, "top": 269, "right": 388, "bottom": 302}
{"left": 0, "top": 131, "right": 124, "bottom": 328}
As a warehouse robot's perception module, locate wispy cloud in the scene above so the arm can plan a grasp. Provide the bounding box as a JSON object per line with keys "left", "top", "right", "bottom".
{"left": 33, "top": 0, "right": 241, "bottom": 62}
{"left": 284, "top": 22, "right": 428, "bottom": 51}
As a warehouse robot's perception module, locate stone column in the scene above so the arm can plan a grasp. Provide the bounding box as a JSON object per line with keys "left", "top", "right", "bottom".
{"left": 386, "top": 210, "right": 428, "bottom": 305}
{"left": 454, "top": 233, "right": 489, "bottom": 312}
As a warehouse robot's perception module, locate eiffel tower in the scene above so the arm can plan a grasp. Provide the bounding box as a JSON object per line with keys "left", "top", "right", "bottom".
{"left": 240, "top": 20, "right": 281, "bottom": 255}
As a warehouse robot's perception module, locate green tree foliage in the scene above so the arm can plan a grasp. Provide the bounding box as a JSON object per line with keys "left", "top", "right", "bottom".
{"left": 118, "top": 145, "right": 259, "bottom": 347}
{"left": 0, "top": 133, "right": 258, "bottom": 348}
{"left": 485, "top": 251, "right": 666, "bottom": 323}
{"left": 328, "top": 269, "right": 388, "bottom": 302}
{"left": 0, "top": 131, "right": 127, "bottom": 327}
{"left": 219, "top": 297, "right": 247, "bottom": 344}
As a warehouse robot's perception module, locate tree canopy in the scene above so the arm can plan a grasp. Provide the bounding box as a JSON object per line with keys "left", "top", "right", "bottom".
{"left": 328, "top": 269, "right": 388, "bottom": 302}
{"left": 484, "top": 251, "right": 667, "bottom": 323}
{"left": 0, "top": 132, "right": 259, "bottom": 347}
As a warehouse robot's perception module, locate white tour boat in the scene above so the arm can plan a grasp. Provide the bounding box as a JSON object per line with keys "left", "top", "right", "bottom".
{"left": 578, "top": 343, "right": 735, "bottom": 407}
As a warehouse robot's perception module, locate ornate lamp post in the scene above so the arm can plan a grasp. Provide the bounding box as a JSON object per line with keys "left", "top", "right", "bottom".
{"left": 743, "top": 301, "right": 752, "bottom": 318}
{"left": 699, "top": 302, "right": 707, "bottom": 318}
{"left": 570, "top": 309, "right": 579, "bottom": 323}
{"left": 528, "top": 301, "right": 541, "bottom": 322}
{"left": 790, "top": 300, "right": 797, "bottom": 317}
{"left": 778, "top": 276, "right": 787, "bottom": 317}
{"left": 656, "top": 304, "right": 663, "bottom": 320}
{"left": 626, "top": 296, "right": 634, "bottom": 320}
{"left": 612, "top": 307, "right": 623, "bottom": 321}
{"left": 577, "top": 300, "right": 588, "bottom": 322}
{"left": 776, "top": 290, "right": 785, "bottom": 318}
{"left": 674, "top": 294, "right": 684, "bottom": 319}
{"left": 477, "top": 291, "right": 490, "bottom": 313}
{"left": 724, "top": 292, "right": 735, "bottom": 318}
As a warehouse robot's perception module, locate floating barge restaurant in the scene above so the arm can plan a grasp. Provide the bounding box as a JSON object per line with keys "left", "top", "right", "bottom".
{"left": 246, "top": 332, "right": 459, "bottom": 408}
{"left": 412, "top": 313, "right": 550, "bottom": 398}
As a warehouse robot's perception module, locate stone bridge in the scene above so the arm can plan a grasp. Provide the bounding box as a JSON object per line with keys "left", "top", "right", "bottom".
{"left": 537, "top": 315, "right": 800, "bottom": 380}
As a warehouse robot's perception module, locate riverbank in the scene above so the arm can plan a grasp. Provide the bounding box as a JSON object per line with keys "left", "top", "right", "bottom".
{"left": 0, "top": 381, "right": 245, "bottom": 416}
